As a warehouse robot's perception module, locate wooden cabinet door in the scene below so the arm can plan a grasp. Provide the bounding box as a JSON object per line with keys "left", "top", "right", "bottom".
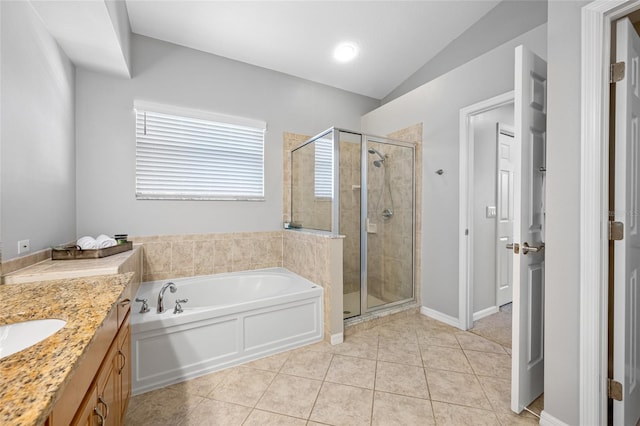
{"left": 72, "top": 386, "right": 98, "bottom": 426}
{"left": 97, "top": 344, "right": 119, "bottom": 426}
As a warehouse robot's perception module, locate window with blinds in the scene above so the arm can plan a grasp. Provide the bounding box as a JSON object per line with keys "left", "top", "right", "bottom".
{"left": 314, "top": 138, "right": 333, "bottom": 198}
{"left": 134, "top": 101, "right": 266, "bottom": 200}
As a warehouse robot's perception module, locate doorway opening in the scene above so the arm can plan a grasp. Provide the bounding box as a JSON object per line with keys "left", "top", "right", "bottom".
{"left": 458, "top": 91, "right": 514, "bottom": 331}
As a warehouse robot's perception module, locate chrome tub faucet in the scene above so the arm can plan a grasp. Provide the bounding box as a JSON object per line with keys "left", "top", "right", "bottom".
{"left": 157, "top": 282, "right": 177, "bottom": 313}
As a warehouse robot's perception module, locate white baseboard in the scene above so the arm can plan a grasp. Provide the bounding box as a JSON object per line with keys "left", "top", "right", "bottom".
{"left": 473, "top": 306, "right": 499, "bottom": 321}
{"left": 330, "top": 333, "right": 343, "bottom": 345}
{"left": 539, "top": 410, "right": 570, "bottom": 426}
{"left": 420, "top": 306, "right": 463, "bottom": 329}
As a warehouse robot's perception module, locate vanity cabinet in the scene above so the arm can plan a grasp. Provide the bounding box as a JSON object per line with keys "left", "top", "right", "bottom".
{"left": 47, "top": 293, "right": 131, "bottom": 426}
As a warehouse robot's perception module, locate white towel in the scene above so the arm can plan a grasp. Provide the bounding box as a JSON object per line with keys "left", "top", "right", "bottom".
{"left": 77, "top": 236, "right": 97, "bottom": 250}
{"left": 96, "top": 234, "right": 117, "bottom": 249}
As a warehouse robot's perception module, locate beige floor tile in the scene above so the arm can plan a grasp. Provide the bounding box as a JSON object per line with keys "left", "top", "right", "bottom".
{"left": 180, "top": 399, "right": 251, "bottom": 425}
{"left": 375, "top": 361, "right": 429, "bottom": 399}
{"left": 243, "top": 409, "right": 307, "bottom": 425}
{"left": 377, "top": 326, "right": 419, "bottom": 344}
{"left": 298, "top": 340, "right": 335, "bottom": 353}
{"left": 421, "top": 345, "right": 474, "bottom": 373}
{"left": 245, "top": 351, "right": 291, "bottom": 372}
{"left": 125, "top": 388, "right": 204, "bottom": 426}
{"left": 426, "top": 369, "right": 491, "bottom": 409}
{"left": 377, "top": 341, "right": 423, "bottom": 366}
{"left": 164, "top": 369, "right": 229, "bottom": 398}
{"left": 478, "top": 374, "right": 511, "bottom": 413}
{"left": 281, "top": 350, "right": 333, "bottom": 380}
{"left": 256, "top": 373, "right": 322, "bottom": 418}
{"left": 471, "top": 305, "right": 512, "bottom": 348}
{"left": 209, "top": 367, "right": 276, "bottom": 407}
{"left": 324, "top": 354, "right": 377, "bottom": 389}
{"left": 465, "top": 349, "right": 511, "bottom": 379}
{"left": 309, "top": 382, "right": 374, "bottom": 426}
{"left": 417, "top": 330, "right": 461, "bottom": 349}
{"left": 371, "top": 391, "right": 435, "bottom": 426}
{"left": 456, "top": 332, "right": 507, "bottom": 354}
{"left": 431, "top": 401, "right": 500, "bottom": 425}
{"left": 333, "top": 335, "right": 378, "bottom": 360}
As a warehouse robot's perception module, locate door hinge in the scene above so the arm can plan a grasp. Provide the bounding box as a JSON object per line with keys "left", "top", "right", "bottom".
{"left": 608, "top": 378, "right": 623, "bottom": 401}
{"left": 609, "top": 221, "right": 624, "bottom": 241}
{"left": 611, "top": 62, "right": 626, "bottom": 83}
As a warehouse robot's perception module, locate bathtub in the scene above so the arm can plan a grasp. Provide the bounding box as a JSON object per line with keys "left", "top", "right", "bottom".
{"left": 130, "top": 267, "right": 323, "bottom": 395}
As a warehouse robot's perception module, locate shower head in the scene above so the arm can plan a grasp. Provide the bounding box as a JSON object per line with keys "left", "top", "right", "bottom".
{"left": 368, "top": 147, "right": 387, "bottom": 167}
{"left": 367, "top": 147, "right": 385, "bottom": 160}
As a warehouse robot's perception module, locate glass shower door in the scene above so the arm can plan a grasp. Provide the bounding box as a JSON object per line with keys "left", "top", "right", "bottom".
{"left": 364, "top": 137, "right": 414, "bottom": 311}
{"left": 338, "top": 131, "right": 362, "bottom": 319}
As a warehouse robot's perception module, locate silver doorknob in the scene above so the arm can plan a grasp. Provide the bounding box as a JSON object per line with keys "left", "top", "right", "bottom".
{"left": 506, "top": 243, "right": 520, "bottom": 254}
{"left": 522, "top": 242, "right": 544, "bottom": 255}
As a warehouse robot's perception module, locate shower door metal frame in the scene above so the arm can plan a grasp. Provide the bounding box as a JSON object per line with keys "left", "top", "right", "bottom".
{"left": 359, "top": 134, "right": 416, "bottom": 317}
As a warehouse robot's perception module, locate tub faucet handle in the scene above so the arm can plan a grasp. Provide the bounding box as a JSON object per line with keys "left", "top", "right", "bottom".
{"left": 174, "top": 298, "right": 188, "bottom": 314}
{"left": 135, "top": 298, "right": 150, "bottom": 313}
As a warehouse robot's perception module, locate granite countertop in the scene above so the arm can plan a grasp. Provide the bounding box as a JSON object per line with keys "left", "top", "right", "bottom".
{"left": 3, "top": 248, "right": 139, "bottom": 285}
{"left": 0, "top": 272, "right": 133, "bottom": 425}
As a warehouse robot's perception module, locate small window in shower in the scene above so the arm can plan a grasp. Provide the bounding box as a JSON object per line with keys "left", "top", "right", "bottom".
{"left": 314, "top": 138, "right": 333, "bottom": 199}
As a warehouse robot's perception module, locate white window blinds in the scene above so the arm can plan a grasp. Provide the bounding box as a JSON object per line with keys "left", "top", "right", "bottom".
{"left": 314, "top": 138, "right": 333, "bottom": 198}
{"left": 134, "top": 102, "right": 266, "bottom": 200}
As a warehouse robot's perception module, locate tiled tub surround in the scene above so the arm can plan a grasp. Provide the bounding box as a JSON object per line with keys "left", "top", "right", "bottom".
{"left": 0, "top": 273, "right": 134, "bottom": 425}
{"left": 132, "top": 230, "right": 344, "bottom": 344}
{"left": 283, "top": 229, "right": 344, "bottom": 344}
{"left": 130, "top": 232, "right": 283, "bottom": 283}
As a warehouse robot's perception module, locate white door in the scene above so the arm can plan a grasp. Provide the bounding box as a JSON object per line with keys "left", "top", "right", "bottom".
{"left": 496, "top": 124, "right": 515, "bottom": 307}
{"left": 511, "top": 45, "right": 546, "bottom": 413}
{"left": 613, "top": 17, "right": 640, "bottom": 426}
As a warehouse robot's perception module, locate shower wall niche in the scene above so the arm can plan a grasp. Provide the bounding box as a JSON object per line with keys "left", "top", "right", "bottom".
{"left": 291, "top": 128, "right": 415, "bottom": 320}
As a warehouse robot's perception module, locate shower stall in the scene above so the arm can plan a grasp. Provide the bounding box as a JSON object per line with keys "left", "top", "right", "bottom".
{"left": 290, "top": 128, "right": 415, "bottom": 320}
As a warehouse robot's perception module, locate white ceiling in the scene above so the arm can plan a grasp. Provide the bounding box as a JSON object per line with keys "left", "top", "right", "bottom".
{"left": 125, "top": 1, "right": 501, "bottom": 99}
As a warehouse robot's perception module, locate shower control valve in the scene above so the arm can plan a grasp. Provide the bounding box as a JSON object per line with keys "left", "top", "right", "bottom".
{"left": 174, "top": 298, "right": 188, "bottom": 314}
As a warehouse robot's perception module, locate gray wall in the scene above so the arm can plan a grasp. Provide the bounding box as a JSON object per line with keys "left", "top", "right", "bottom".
{"left": 473, "top": 105, "right": 513, "bottom": 314}
{"left": 0, "top": 1, "right": 76, "bottom": 260}
{"left": 75, "top": 34, "right": 379, "bottom": 238}
{"left": 383, "top": 0, "right": 547, "bottom": 104}
{"left": 361, "top": 24, "right": 547, "bottom": 318}
{"left": 543, "top": 1, "right": 589, "bottom": 424}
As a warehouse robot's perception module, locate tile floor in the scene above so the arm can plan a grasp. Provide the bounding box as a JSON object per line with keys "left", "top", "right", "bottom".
{"left": 125, "top": 312, "right": 542, "bottom": 425}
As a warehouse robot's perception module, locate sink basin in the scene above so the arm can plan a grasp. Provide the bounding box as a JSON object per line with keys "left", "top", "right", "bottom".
{"left": 0, "top": 319, "right": 66, "bottom": 359}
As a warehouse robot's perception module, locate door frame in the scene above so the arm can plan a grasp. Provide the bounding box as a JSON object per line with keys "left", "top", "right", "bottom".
{"left": 458, "top": 90, "right": 515, "bottom": 330}
{"left": 581, "top": 1, "right": 640, "bottom": 425}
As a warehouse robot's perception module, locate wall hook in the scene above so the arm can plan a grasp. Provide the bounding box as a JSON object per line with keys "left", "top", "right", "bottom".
{"left": 435, "top": 169, "right": 444, "bottom": 175}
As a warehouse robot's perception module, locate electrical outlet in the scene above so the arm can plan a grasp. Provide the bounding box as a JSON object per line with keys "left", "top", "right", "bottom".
{"left": 18, "top": 239, "right": 30, "bottom": 254}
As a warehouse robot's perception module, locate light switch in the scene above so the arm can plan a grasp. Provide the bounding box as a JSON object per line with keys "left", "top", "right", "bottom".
{"left": 486, "top": 206, "right": 497, "bottom": 218}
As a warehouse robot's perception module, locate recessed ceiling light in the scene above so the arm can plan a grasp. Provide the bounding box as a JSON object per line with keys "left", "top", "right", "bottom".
{"left": 333, "top": 42, "right": 359, "bottom": 63}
